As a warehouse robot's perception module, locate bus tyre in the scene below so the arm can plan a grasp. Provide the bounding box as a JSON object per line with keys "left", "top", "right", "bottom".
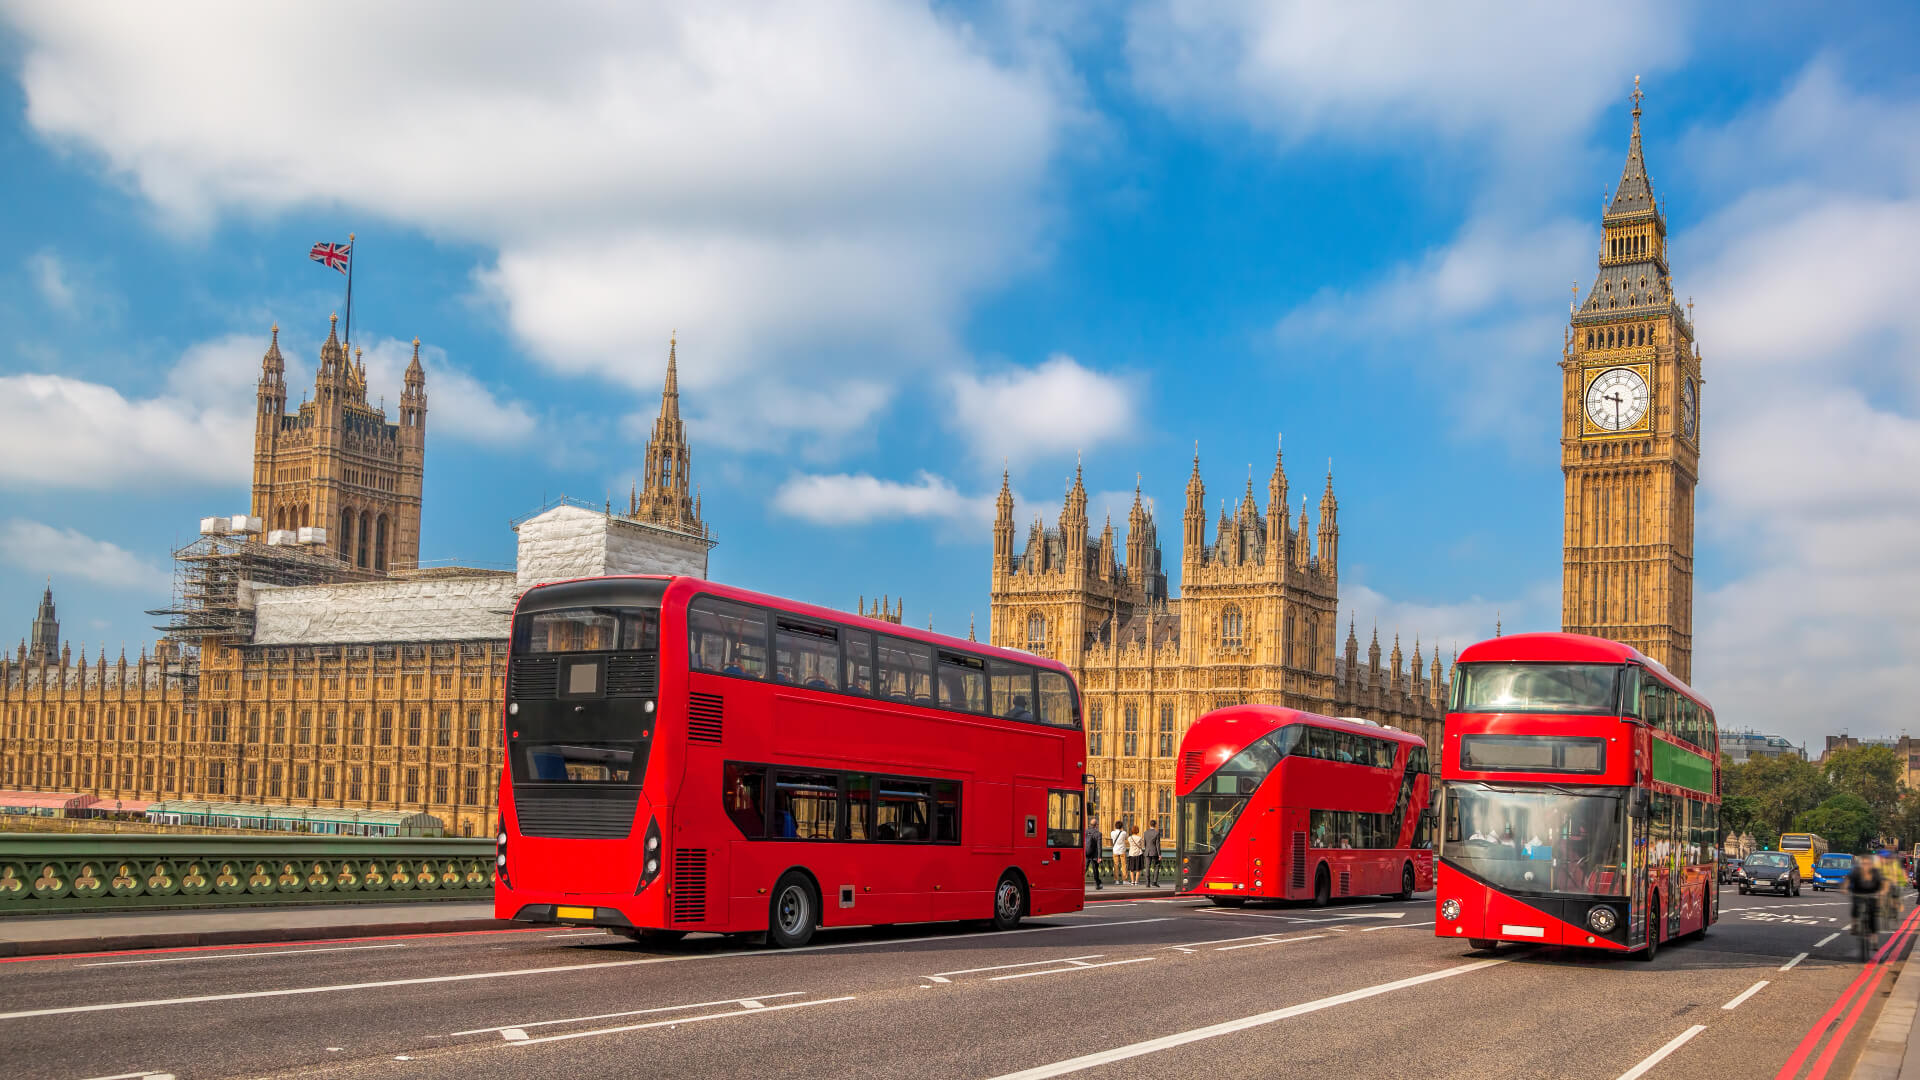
{"left": 1467, "top": 938, "right": 1498, "bottom": 952}
{"left": 1209, "top": 896, "right": 1246, "bottom": 908}
{"left": 1396, "top": 863, "right": 1416, "bottom": 901}
{"left": 1636, "top": 898, "right": 1660, "bottom": 962}
{"left": 615, "top": 927, "right": 686, "bottom": 945}
{"left": 992, "top": 872, "right": 1028, "bottom": 931}
{"left": 1313, "top": 865, "right": 1332, "bottom": 908}
{"left": 767, "top": 871, "right": 818, "bottom": 949}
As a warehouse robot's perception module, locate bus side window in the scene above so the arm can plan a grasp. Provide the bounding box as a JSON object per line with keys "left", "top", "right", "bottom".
{"left": 724, "top": 762, "right": 768, "bottom": 839}
{"left": 773, "top": 771, "right": 839, "bottom": 839}
{"left": 932, "top": 780, "right": 961, "bottom": 842}
{"left": 876, "top": 779, "right": 932, "bottom": 841}
{"left": 1046, "top": 789, "right": 1081, "bottom": 847}
{"left": 845, "top": 773, "right": 873, "bottom": 840}
{"left": 1372, "top": 739, "right": 1393, "bottom": 768}
{"left": 688, "top": 598, "right": 769, "bottom": 679}
{"left": 991, "top": 661, "right": 1036, "bottom": 722}
{"left": 843, "top": 630, "right": 874, "bottom": 695}
{"left": 937, "top": 652, "right": 988, "bottom": 714}
{"left": 1035, "top": 671, "right": 1076, "bottom": 728}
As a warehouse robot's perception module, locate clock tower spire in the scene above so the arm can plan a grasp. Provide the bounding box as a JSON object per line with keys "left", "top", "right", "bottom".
{"left": 1561, "top": 78, "right": 1700, "bottom": 680}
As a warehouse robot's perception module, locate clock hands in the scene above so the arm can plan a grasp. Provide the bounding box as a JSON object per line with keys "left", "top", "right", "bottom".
{"left": 1609, "top": 391, "right": 1624, "bottom": 429}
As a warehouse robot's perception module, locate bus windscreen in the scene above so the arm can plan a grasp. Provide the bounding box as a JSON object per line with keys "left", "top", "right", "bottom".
{"left": 1450, "top": 663, "right": 1620, "bottom": 715}
{"left": 1441, "top": 783, "right": 1627, "bottom": 897}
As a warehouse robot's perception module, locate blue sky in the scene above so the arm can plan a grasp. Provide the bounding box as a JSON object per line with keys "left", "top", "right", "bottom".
{"left": 2, "top": 2, "right": 1916, "bottom": 749}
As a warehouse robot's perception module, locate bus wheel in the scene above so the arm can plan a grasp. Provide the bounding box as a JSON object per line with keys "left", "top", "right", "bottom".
{"left": 1467, "top": 938, "right": 1498, "bottom": 952}
{"left": 992, "top": 872, "right": 1028, "bottom": 931}
{"left": 1208, "top": 896, "right": 1246, "bottom": 908}
{"left": 767, "top": 871, "right": 818, "bottom": 948}
{"left": 1312, "top": 865, "right": 1332, "bottom": 908}
{"left": 1395, "top": 863, "right": 1416, "bottom": 901}
{"left": 1636, "top": 898, "right": 1660, "bottom": 962}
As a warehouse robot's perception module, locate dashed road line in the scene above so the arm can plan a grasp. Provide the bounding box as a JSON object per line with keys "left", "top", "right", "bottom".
{"left": 79, "top": 944, "right": 406, "bottom": 967}
{"left": 1781, "top": 953, "right": 1809, "bottom": 972}
{"left": 1722, "top": 980, "right": 1769, "bottom": 1010}
{"left": 448, "top": 993, "right": 805, "bottom": 1037}
{"left": 508, "top": 995, "right": 856, "bottom": 1047}
{"left": 990, "top": 957, "right": 1154, "bottom": 980}
{"left": 1362, "top": 921, "right": 1435, "bottom": 932}
{"left": 1814, "top": 932, "right": 1840, "bottom": 947}
{"left": 923, "top": 955, "right": 1107, "bottom": 983}
{"left": 1615, "top": 1025, "right": 1706, "bottom": 1080}
{"left": 1215, "top": 934, "right": 1327, "bottom": 952}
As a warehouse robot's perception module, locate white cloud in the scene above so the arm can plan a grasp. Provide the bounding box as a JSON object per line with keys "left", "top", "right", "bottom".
{"left": 0, "top": 519, "right": 169, "bottom": 591}
{"left": 358, "top": 337, "right": 536, "bottom": 445}
{"left": 948, "top": 354, "right": 1140, "bottom": 465}
{"left": 0, "top": 329, "right": 533, "bottom": 492}
{"left": 7, "top": 3, "right": 1077, "bottom": 445}
{"left": 771, "top": 470, "right": 992, "bottom": 527}
{"left": 1125, "top": 0, "right": 1688, "bottom": 150}
{"left": 26, "top": 250, "right": 75, "bottom": 312}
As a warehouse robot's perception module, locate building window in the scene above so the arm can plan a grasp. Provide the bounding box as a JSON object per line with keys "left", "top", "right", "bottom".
{"left": 145, "top": 707, "right": 158, "bottom": 741}
{"left": 466, "top": 709, "right": 483, "bottom": 748}
{"left": 350, "top": 710, "right": 366, "bottom": 745}
{"left": 66, "top": 708, "right": 77, "bottom": 739}
{"left": 79, "top": 759, "right": 91, "bottom": 787}
{"left": 207, "top": 761, "right": 226, "bottom": 796}
{"left": 349, "top": 766, "right": 364, "bottom": 801}
{"left": 406, "top": 709, "right": 422, "bottom": 748}
{"left": 164, "top": 761, "right": 177, "bottom": 793}
{"left": 1158, "top": 705, "right": 1174, "bottom": 757}
{"left": 207, "top": 708, "right": 228, "bottom": 743}
{"left": 84, "top": 707, "right": 95, "bottom": 740}
{"left": 1220, "top": 606, "right": 1244, "bottom": 650}
{"left": 404, "top": 767, "right": 421, "bottom": 805}
{"left": 142, "top": 760, "right": 155, "bottom": 792}
{"left": 1089, "top": 703, "right": 1105, "bottom": 756}
{"left": 378, "top": 710, "right": 394, "bottom": 747}
{"left": 375, "top": 768, "right": 391, "bottom": 803}
{"left": 1283, "top": 612, "right": 1295, "bottom": 667}
{"left": 296, "top": 710, "right": 312, "bottom": 744}
{"left": 1026, "top": 612, "right": 1046, "bottom": 649}
{"left": 1157, "top": 788, "right": 1172, "bottom": 821}
{"left": 244, "top": 762, "right": 259, "bottom": 796}
{"left": 321, "top": 765, "right": 336, "bottom": 800}
{"left": 244, "top": 710, "right": 261, "bottom": 744}
{"left": 322, "top": 710, "right": 338, "bottom": 745}
{"left": 296, "top": 764, "right": 310, "bottom": 799}
{"left": 167, "top": 709, "right": 180, "bottom": 741}
{"left": 435, "top": 709, "right": 452, "bottom": 748}
{"left": 104, "top": 708, "right": 116, "bottom": 741}
{"left": 463, "top": 769, "right": 480, "bottom": 806}
{"left": 269, "top": 763, "right": 283, "bottom": 798}
{"left": 433, "top": 767, "right": 449, "bottom": 805}
{"left": 120, "top": 758, "right": 133, "bottom": 790}
{"left": 1123, "top": 705, "right": 1139, "bottom": 756}
{"left": 25, "top": 708, "right": 36, "bottom": 739}
{"left": 272, "top": 710, "right": 288, "bottom": 744}
{"left": 1122, "top": 787, "right": 1137, "bottom": 814}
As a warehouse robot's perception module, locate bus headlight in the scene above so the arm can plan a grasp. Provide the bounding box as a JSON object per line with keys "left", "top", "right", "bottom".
{"left": 1440, "top": 899, "right": 1461, "bottom": 921}
{"left": 1586, "top": 905, "right": 1618, "bottom": 933}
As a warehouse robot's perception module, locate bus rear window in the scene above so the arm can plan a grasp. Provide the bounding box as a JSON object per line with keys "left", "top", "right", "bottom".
{"left": 1460, "top": 734, "right": 1606, "bottom": 774}
{"left": 519, "top": 607, "right": 658, "bottom": 653}
{"left": 1451, "top": 663, "right": 1620, "bottom": 715}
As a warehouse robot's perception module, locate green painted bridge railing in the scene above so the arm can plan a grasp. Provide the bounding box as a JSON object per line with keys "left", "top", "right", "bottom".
{"left": 0, "top": 834, "right": 495, "bottom": 916}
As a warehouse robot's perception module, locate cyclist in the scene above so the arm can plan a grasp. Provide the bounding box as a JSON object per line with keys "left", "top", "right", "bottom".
{"left": 1846, "top": 854, "right": 1887, "bottom": 960}
{"left": 1878, "top": 850, "right": 1907, "bottom": 928}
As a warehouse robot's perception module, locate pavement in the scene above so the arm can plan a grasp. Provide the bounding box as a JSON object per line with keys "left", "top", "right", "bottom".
{"left": 0, "top": 888, "right": 1903, "bottom": 1080}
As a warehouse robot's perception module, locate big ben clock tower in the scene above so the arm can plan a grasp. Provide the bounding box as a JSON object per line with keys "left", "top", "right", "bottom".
{"left": 1562, "top": 79, "right": 1700, "bottom": 681}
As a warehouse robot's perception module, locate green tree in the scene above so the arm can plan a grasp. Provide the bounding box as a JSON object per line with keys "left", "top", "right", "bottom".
{"left": 1723, "top": 754, "right": 1830, "bottom": 845}
{"left": 1794, "top": 793, "right": 1876, "bottom": 854}
{"left": 1719, "top": 794, "right": 1758, "bottom": 844}
{"left": 1824, "top": 746, "right": 1905, "bottom": 826}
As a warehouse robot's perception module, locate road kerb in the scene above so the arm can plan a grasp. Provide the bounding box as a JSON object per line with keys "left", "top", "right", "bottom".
{"left": 0, "top": 917, "right": 515, "bottom": 959}
{"left": 1847, "top": 918, "right": 1920, "bottom": 1080}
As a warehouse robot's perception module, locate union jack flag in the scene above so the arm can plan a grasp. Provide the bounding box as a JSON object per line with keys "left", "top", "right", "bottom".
{"left": 308, "top": 241, "right": 352, "bottom": 274}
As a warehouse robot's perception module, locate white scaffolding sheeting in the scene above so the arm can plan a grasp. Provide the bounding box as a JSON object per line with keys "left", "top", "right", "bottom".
{"left": 514, "top": 504, "right": 708, "bottom": 589}
{"left": 251, "top": 573, "right": 517, "bottom": 645}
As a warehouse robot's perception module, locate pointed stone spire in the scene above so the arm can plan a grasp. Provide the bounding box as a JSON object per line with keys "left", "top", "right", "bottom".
{"left": 632, "top": 333, "right": 702, "bottom": 537}
{"left": 1390, "top": 633, "right": 1404, "bottom": 681}
{"left": 30, "top": 581, "right": 58, "bottom": 664}
{"left": 996, "top": 467, "right": 1014, "bottom": 521}
{"left": 1368, "top": 624, "right": 1382, "bottom": 671}
{"left": 1344, "top": 614, "right": 1360, "bottom": 672}
{"left": 262, "top": 323, "right": 285, "bottom": 378}
{"left": 968, "top": 613, "right": 977, "bottom": 642}
{"left": 1607, "top": 76, "right": 1655, "bottom": 219}
{"left": 1295, "top": 495, "right": 1312, "bottom": 567}
{"left": 1184, "top": 442, "right": 1207, "bottom": 564}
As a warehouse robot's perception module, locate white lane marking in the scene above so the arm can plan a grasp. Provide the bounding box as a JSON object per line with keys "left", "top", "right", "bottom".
{"left": 1780, "top": 953, "right": 1808, "bottom": 972}
{"left": 924, "top": 955, "right": 1106, "bottom": 982}
{"left": 1216, "top": 934, "right": 1327, "bottom": 952}
{"left": 543, "top": 932, "right": 606, "bottom": 939}
{"left": 510, "top": 996, "right": 856, "bottom": 1046}
{"left": 1722, "top": 980, "right": 1769, "bottom": 1010}
{"left": 1614, "top": 1025, "right": 1707, "bottom": 1080}
{"left": 1815, "top": 932, "right": 1840, "bottom": 947}
{"left": 1362, "top": 921, "right": 1435, "bottom": 932}
{"left": 76, "top": 1073, "right": 175, "bottom": 1080}
{"left": 449, "top": 993, "right": 805, "bottom": 1036}
{"left": 80, "top": 944, "right": 406, "bottom": 967}
{"left": 501, "top": 1028, "right": 529, "bottom": 1042}
{"left": 984, "top": 958, "right": 1508, "bottom": 1080}
{"left": 990, "top": 957, "right": 1154, "bottom": 981}
{"left": 0, "top": 918, "right": 1170, "bottom": 1022}
{"left": 1208, "top": 909, "right": 1407, "bottom": 923}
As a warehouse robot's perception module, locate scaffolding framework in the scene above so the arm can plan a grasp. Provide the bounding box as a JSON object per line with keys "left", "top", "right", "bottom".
{"left": 148, "top": 533, "right": 385, "bottom": 645}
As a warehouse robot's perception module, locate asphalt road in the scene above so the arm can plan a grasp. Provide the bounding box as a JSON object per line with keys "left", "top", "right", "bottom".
{"left": 0, "top": 887, "right": 1905, "bottom": 1080}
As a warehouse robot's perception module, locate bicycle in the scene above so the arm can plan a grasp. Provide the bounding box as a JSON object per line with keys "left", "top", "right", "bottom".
{"left": 1851, "top": 892, "right": 1882, "bottom": 962}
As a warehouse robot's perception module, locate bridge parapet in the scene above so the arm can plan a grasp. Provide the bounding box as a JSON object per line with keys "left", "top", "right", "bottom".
{"left": 0, "top": 834, "right": 494, "bottom": 915}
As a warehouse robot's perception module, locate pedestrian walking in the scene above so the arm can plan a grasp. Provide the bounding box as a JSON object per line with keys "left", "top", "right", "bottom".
{"left": 1111, "top": 819, "right": 1129, "bottom": 886}
{"left": 1143, "top": 820, "right": 1163, "bottom": 887}
{"left": 1084, "top": 820, "right": 1104, "bottom": 890}
{"left": 1126, "top": 826, "right": 1145, "bottom": 886}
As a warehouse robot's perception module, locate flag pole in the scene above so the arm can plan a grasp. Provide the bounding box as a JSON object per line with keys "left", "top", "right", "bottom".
{"left": 343, "top": 231, "right": 355, "bottom": 346}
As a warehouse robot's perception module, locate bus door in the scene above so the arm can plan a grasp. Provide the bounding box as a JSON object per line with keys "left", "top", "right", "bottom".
{"left": 1628, "top": 789, "right": 1650, "bottom": 946}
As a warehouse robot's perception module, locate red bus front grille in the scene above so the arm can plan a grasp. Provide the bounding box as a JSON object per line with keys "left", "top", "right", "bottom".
{"left": 1182, "top": 751, "right": 1202, "bottom": 785}
{"left": 671, "top": 849, "right": 708, "bottom": 923}
{"left": 1291, "top": 833, "right": 1308, "bottom": 889}
{"left": 688, "top": 693, "right": 723, "bottom": 742}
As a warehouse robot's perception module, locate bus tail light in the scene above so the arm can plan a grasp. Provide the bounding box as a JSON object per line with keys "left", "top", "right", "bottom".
{"left": 636, "top": 819, "right": 664, "bottom": 893}
{"left": 495, "top": 830, "right": 511, "bottom": 890}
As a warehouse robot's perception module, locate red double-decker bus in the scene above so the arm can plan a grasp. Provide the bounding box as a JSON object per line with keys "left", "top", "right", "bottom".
{"left": 1175, "top": 706, "right": 1434, "bottom": 905}
{"left": 495, "top": 576, "right": 1088, "bottom": 947}
{"left": 1435, "top": 632, "right": 1718, "bottom": 958}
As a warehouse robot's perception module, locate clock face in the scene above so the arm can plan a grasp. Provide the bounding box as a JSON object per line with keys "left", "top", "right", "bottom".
{"left": 1681, "top": 378, "right": 1697, "bottom": 439}
{"left": 1585, "top": 367, "right": 1650, "bottom": 431}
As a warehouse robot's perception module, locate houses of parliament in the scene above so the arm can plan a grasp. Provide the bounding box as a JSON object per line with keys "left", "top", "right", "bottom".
{"left": 0, "top": 320, "right": 709, "bottom": 836}
{"left": 2, "top": 84, "right": 1699, "bottom": 838}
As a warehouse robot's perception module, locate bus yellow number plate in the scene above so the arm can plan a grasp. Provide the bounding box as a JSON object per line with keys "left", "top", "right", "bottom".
{"left": 556, "top": 905, "right": 593, "bottom": 920}
{"left": 1208, "top": 882, "right": 1238, "bottom": 891}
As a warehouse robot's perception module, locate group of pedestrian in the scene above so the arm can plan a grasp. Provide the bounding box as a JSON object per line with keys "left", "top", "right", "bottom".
{"left": 1083, "top": 818, "right": 1162, "bottom": 890}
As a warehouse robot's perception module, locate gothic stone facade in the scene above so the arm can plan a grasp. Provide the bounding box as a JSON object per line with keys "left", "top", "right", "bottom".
{"left": 989, "top": 449, "right": 1447, "bottom": 830}
{"left": 1561, "top": 84, "right": 1700, "bottom": 681}
{"left": 2, "top": 325, "right": 707, "bottom": 837}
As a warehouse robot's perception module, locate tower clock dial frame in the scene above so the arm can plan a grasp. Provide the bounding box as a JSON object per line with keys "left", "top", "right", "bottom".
{"left": 1581, "top": 363, "right": 1653, "bottom": 436}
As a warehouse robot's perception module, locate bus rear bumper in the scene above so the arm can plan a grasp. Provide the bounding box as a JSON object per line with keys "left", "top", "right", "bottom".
{"left": 509, "top": 903, "right": 638, "bottom": 930}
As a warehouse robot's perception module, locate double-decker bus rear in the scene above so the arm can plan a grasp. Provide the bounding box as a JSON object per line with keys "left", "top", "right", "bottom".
{"left": 1176, "top": 706, "right": 1433, "bottom": 906}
